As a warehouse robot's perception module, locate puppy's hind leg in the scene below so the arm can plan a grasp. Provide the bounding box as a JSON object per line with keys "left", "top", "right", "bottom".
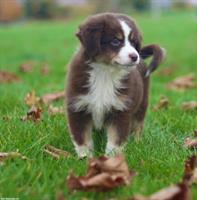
{"left": 67, "top": 110, "right": 93, "bottom": 158}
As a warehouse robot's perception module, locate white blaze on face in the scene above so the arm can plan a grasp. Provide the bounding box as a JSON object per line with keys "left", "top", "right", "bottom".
{"left": 113, "top": 20, "right": 140, "bottom": 66}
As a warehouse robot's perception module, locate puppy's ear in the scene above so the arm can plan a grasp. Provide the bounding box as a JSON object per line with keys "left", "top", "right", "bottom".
{"left": 76, "top": 22, "right": 104, "bottom": 58}
{"left": 131, "top": 20, "right": 142, "bottom": 51}
{"left": 134, "top": 31, "right": 142, "bottom": 52}
{"left": 140, "top": 44, "right": 166, "bottom": 77}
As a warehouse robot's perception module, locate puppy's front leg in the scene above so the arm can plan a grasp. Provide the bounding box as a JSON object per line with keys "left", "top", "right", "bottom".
{"left": 67, "top": 110, "right": 93, "bottom": 158}
{"left": 106, "top": 111, "right": 131, "bottom": 155}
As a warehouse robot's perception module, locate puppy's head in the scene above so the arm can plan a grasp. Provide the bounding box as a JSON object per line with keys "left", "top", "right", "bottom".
{"left": 76, "top": 13, "right": 142, "bottom": 67}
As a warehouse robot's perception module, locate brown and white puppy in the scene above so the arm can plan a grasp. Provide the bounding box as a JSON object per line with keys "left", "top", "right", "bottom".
{"left": 66, "top": 13, "right": 165, "bottom": 157}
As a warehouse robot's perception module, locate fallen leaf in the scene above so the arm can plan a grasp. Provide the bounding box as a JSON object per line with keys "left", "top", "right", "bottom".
{"left": 191, "top": 168, "right": 197, "bottom": 185}
{"left": 184, "top": 138, "right": 197, "bottom": 149}
{"left": 67, "top": 154, "right": 135, "bottom": 191}
{"left": 44, "top": 145, "right": 70, "bottom": 159}
{"left": 184, "top": 131, "right": 197, "bottom": 149}
{"left": 40, "top": 63, "right": 50, "bottom": 75}
{"left": 21, "top": 105, "right": 42, "bottom": 122}
{"left": 132, "top": 182, "right": 190, "bottom": 200}
{"left": 131, "top": 155, "right": 197, "bottom": 200}
{"left": 167, "top": 74, "right": 196, "bottom": 91}
{"left": 0, "top": 152, "right": 28, "bottom": 162}
{"left": 153, "top": 96, "right": 169, "bottom": 111}
{"left": 158, "top": 65, "right": 176, "bottom": 76}
{"left": 0, "top": 71, "right": 21, "bottom": 83}
{"left": 48, "top": 105, "right": 65, "bottom": 115}
{"left": 19, "top": 61, "right": 35, "bottom": 73}
{"left": 42, "top": 91, "right": 65, "bottom": 105}
{"left": 183, "top": 155, "right": 197, "bottom": 184}
{"left": 182, "top": 101, "right": 197, "bottom": 111}
{"left": 56, "top": 193, "right": 66, "bottom": 200}
{"left": 24, "top": 90, "right": 42, "bottom": 107}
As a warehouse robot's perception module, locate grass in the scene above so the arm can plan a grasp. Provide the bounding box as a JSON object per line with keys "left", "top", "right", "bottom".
{"left": 0, "top": 12, "right": 197, "bottom": 200}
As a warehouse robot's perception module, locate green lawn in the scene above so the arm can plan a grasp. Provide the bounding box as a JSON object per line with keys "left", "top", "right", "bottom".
{"left": 0, "top": 12, "right": 197, "bottom": 200}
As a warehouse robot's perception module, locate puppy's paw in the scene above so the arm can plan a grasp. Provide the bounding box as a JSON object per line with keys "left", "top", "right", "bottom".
{"left": 105, "top": 143, "right": 124, "bottom": 156}
{"left": 74, "top": 144, "right": 93, "bottom": 158}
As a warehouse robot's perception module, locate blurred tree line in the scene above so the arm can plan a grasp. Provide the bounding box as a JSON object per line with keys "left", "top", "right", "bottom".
{"left": 24, "top": 0, "right": 56, "bottom": 19}
{"left": 17, "top": 0, "right": 197, "bottom": 20}
{"left": 92, "top": 0, "right": 150, "bottom": 13}
{"left": 24, "top": 0, "right": 150, "bottom": 19}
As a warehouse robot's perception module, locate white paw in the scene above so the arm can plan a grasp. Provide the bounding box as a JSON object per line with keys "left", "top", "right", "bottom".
{"left": 105, "top": 142, "right": 124, "bottom": 156}
{"left": 74, "top": 144, "right": 93, "bottom": 158}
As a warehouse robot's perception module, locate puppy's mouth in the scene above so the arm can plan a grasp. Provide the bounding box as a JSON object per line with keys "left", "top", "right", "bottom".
{"left": 113, "top": 61, "right": 138, "bottom": 68}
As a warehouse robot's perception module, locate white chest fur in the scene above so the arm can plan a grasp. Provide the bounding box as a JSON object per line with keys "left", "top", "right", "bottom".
{"left": 73, "top": 63, "right": 130, "bottom": 129}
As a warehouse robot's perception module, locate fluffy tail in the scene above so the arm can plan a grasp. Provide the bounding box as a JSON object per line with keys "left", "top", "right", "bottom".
{"left": 140, "top": 44, "right": 166, "bottom": 77}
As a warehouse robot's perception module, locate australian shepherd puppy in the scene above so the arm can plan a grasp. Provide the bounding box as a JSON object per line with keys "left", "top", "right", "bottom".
{"left": 66, "top": 13, "right": 165, "bottom": 158}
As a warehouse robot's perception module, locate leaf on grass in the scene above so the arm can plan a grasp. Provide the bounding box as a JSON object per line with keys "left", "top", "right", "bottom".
{"left": 19, "top": 61, "right": 35, "bottom": 73}
{"left": 182, "top": 101, "right": 197, "bottom": 111}
{"left": 48, "top": 105, "right": 65, "bottom": 115}
{"left": 167, "top": 74, "right": 196, "bottom": 91}
{"left": 183, "top": 155, "right": 197, "bottom": 184}
{"left": 132, "top": 182, "right": 190, "bottom": 200}
{"left": 184, "top": 131, "right": 197, "bottom": 149}
{"left": 67, "top": 154, "right": 135, "bottom": 191}
{"left": 153, "top": 96, "right": 169, "bottom": 111}
{"left": 21, "top": 105, "right": 42, "bottom": 122}
{"left": 184, "top": 138, "right": 197, "bottom": 149}
{"left": 40, "top": 63, "right": 50, "bottom": 75}
{"left": 24, "top": 90, "right": 42, "bottom": 107}
{"left": 44, "top": 145, "right": 70, "bottom": 159}
{"left": 0, "top": 71, "right": 21, "bottom": 83}
{"left": 158, "top": 65, "right": 176, "bottom": 76}
{"left": 0, "top": 152, "right": 28, "bottom": 162}
{"left": 131, "top": 155, "right": 197, "bottom": 200}
{"left": 56, "top": 193, "right": 66, "bottom": 200}
{"left": 42, "top": 91, "right": 65, "bottom": 105}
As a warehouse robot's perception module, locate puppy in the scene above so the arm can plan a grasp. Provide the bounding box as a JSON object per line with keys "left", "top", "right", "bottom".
{"left": 66, "top": 13, "right": 165, "bottom": 157}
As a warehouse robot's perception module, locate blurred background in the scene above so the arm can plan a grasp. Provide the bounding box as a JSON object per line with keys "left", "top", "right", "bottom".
{"left": 0, "top": 0, "right": 197, "bottom": 22}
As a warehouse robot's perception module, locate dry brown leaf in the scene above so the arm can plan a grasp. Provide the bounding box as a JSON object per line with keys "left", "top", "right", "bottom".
{"left": 184, "top": 131, "right": 197, "bottom": 149}
{"left": 21, "top": 105, "right": 42, "bottom": 122}
{"left": 44, "top": 145, "right": 70, "bottom": 159}
{"left": 183, "top": 155, "right": 197, "bottom": 183}
{"left": 0, "top": 71, "right": 21, "bottom": 83}
{"left": 42, "top": 91, "right": 65, "bottom": 105}
{"left": 48, "top": 105, "right": 65, "bottom": 115}
{"left": 183, "top": 155, "right": 197, "bottom": 185}
{"left": 182, "top": 101, "right": 197, "bottom": 111}
{"left": 191, "top": 168, "right": 197, "bottom": 184}
{"left": 132, "top": 182, "right": 190, "bottom": 200}
{"left": 153, "top": 96, "right": 169, "bottom": 111}
{"left": 167, "top": 74, "right": 196, "bottom": 91}
{"left": 158, "top": 65, "right": 176, "bottom": 76}
{"left": 24, "top": 90, "right": 42, "bottom": 107}
{"left": 0, "top": 152, "right": 28, "bottom": 162}
{"left": 67, "top": 154, "right": 135, "bottom": 191}
{"left": 131, "top": 155, "right": 197, "bottom": 200}
{"left": 40, "top": 63, "right": 50, "bottom": 75}
{"left": 19, "top": 61, "right": 35, "bottom": 73}
{"left": 56, "top": 193, "right": 67, "bottom": 200}
{"left": 184, "top": 137, "right": 197, "bottom": 149}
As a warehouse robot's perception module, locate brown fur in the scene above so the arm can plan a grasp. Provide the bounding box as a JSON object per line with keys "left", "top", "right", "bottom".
{"left": 65, "top": 13, "right": 164, "bottom": 154}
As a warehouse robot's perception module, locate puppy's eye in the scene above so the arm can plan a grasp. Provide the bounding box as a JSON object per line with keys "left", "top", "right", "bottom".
{"left": 110, "top": 38, "right": 121, "bottom": 47}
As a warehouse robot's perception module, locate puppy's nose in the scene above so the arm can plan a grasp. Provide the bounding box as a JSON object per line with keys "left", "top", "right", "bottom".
{"left": 129, "top": 53, "right": 138, "bottom": 62}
